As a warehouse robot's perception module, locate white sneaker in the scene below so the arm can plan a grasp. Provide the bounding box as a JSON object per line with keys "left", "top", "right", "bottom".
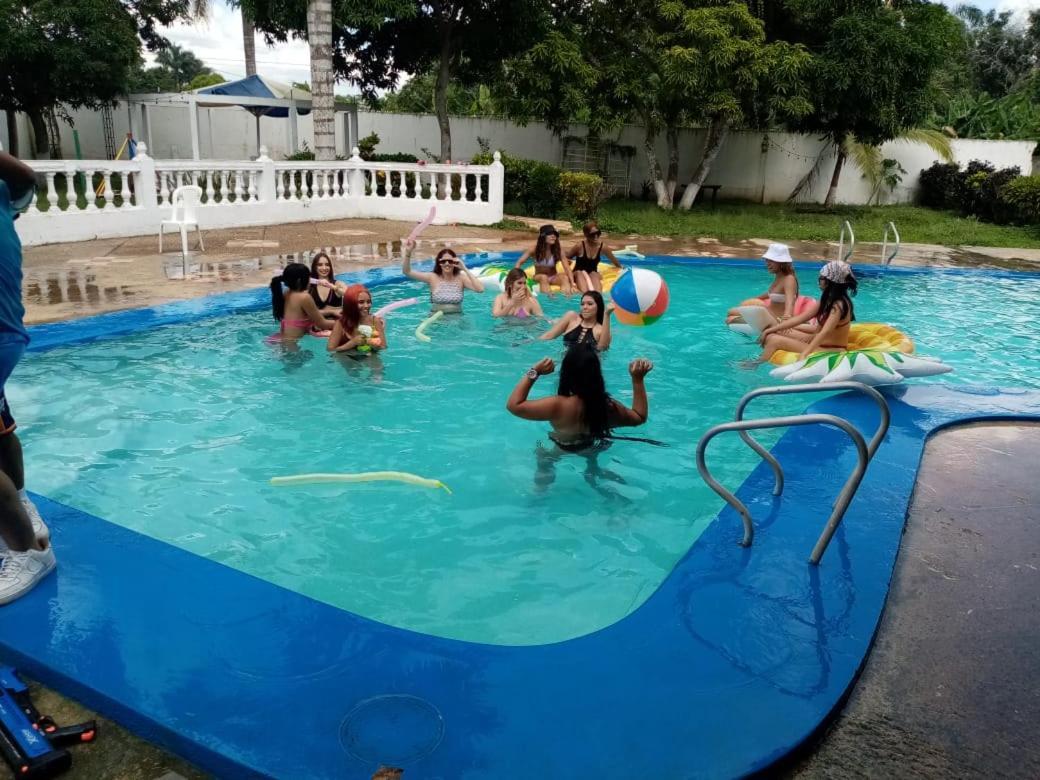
{"left": 0, "top": 546, "right": 57, "bottom": 605}
{"left": 0, "top": 499, "right": 49, "bottom": 554}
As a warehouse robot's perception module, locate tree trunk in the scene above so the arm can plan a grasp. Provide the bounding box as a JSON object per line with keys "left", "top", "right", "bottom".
{"left": 434, "top": 24, "right": 453, "bottom": 163}
{"left": 4, "top": 110, "right": 18, "bottom": 157}
{"left": 678, "top": 117, "right": 730, "bottom": 210}
{"left": 28, "top": 110, "right": 49, "bottom": 159}
{"left": 306, "top": 0, "right": 335, "bottom": 161}
{"left": 643, "top": 129, "right": 669, "bottom": 208}
{"left": 665, "top": 126, "right": 679, "bottom": 205}
{"left": 823, "top": 146, "right": 846, "bottom": 207}
{"left": 242, "top": 8, "right": 257, "bottom": 76}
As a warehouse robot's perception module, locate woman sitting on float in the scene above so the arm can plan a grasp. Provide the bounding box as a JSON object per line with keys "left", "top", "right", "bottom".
{"left": 756, "top": 260, "right": 856, "bottom": 363}
{"left": 726, "top": 243, "right": 814, "bottom": 327}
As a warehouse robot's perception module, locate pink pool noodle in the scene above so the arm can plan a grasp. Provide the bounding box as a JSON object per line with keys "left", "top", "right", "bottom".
{"left": 406, "top": 206, "right": 437, "bottom": 243}
{"left": 374, "top": 297, "right": 420, "bottom": 318}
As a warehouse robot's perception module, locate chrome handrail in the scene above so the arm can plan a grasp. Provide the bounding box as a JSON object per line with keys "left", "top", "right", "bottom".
{"left": 881, "top": 221, "right": 899, "bottom": 268}
{"left": 838, "top": 220, "right": 855, "bottom": 263}
{"left": 733, "top": 382, "right": 890, "bottom": 497}
{"left": 696, "top": 415, "right": 869, "bottom": 565}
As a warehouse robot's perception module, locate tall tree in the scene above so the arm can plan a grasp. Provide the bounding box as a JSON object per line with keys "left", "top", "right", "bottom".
{"left": 242, "top": 8, "right": 257, "bottom": 75}
{"left": 0, "top": 0, "right": 144, "bottom": 157}
{"left": 780, "top": 0, "right": 959, "bottom": 205}
{"left": 340, "top": 0, "right": 547, "bottom": 162}
{"left": 242, "top": 0, "right": 414, "bottom": 161}
{"left": 155, "top": 43, "right": 213, "bottom": 90}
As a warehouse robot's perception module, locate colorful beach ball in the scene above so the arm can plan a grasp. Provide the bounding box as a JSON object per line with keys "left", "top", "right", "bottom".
{"left": 610, "top": 268, "right": 669, "bottom": 326}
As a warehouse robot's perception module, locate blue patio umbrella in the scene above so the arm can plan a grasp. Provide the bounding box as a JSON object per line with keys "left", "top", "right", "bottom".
{"left": 196, "top": 75, "right": 312, "bottom": 155}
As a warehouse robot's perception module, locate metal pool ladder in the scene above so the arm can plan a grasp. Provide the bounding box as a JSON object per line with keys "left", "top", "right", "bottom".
{"left": 881, "top": 221, "right": 900, "bottom": 269}
{"left": 696, "top": 382, "right": 890, "bottom": 565}
{"left": 838, "top": 220, "right": 855, "bottom": 263}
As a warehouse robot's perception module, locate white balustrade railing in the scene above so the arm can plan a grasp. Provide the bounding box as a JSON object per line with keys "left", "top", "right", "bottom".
{"left": 17, "top": 144, "right": 505, "bottom": 247}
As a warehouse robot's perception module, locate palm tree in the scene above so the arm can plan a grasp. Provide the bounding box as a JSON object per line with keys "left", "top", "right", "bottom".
{"left": 788, "top": 129, "right": 954, "bottom": 206}
{"left": 189, "top": 2, "right": 257, "bottom": 79}
{"left": 307, "top": 0, "right": 336, "bottom": 161}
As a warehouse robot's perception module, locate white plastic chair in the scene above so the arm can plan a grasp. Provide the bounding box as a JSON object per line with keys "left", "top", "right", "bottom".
{"left": 159, "top": 185, "right": 205, "bottom": 258}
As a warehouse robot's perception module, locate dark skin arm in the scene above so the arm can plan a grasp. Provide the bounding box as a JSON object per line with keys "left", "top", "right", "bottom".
{"left": 0, "top": 152, "right": 36, "bottom": 201}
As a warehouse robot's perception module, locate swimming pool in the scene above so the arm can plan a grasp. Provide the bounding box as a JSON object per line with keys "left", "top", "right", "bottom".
{"left": 9, "top": 258, "right": 1040, "bottom": 647}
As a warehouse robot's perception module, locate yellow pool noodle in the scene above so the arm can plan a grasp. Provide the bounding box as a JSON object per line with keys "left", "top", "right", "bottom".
{"left": 270, "top": 471, "right": 452, "bottom": 493}
{"left": 414, "top": 310, "right": 444, "bottom": 342}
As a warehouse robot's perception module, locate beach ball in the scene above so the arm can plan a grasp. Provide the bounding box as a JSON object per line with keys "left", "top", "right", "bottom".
{"left": 610, "top": 268, "right": 669, "bottom": 326}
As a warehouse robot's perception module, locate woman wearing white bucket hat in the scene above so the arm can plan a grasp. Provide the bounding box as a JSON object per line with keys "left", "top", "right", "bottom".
{"left": 725, "top": 243, "right": 811, "bottom": 327}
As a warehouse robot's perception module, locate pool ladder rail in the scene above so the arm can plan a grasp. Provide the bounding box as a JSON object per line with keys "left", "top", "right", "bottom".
{"left": 837, "top": 220, "right": 855, "bottom": 263}
{"left": 881, "top": 221, "right": 900, "bottom": 268}
{"left": 696, "top": 382, "right": 891, "bottom": 565}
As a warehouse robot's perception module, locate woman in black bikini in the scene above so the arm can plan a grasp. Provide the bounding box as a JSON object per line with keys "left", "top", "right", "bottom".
{"left": 539, "top": 290, "right": 614, "bottom": 351}
{"left": 506, "top": 347, "right": 653, "bottom": 452}
{"left": 309, "top": 252, "right": 345, "bottom": 324}
{"left": 514, "top": 224, "right": 575, "bottom": 296}
{"left": 566, "top": 221, "right": 623, "bottom": 293}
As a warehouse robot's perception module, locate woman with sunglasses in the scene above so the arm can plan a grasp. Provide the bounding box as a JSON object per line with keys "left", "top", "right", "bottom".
{"left": 515, "top": 224, "right": 575, "bottom": 296}
{"left": 566, "top": 221, "right": 622, "bottom": 293}
{"left": 402, "top": 238, "right": 484, "bottom": 313}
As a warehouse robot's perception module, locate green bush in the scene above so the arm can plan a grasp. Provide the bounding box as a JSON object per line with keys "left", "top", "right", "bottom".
{"left": 558, "top": 171, "right": 609, "bottom": 221}
{"left": 917, "top": 162, "right": 960, "bottom": 209}
{"left": 473, "top": 151, "right": 563, "bottom": 217}
{"left": 999, "top": 175, "right": 1040, "bottom": 224}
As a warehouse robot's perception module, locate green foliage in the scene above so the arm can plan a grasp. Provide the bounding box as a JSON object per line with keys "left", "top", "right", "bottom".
{"left": 917, "top": 162, "right": 961, "bottom": 210}
{"left": 378, "top": 72, "right": 502, "bottom": 117}
{"left": 0, "top": 0, "right": 143, "bottom": 117}
{"left": 473, "top": 151, "right": 563, "bottom": 218}
{"left": 917, "top": 160, "right": 1026, "bottom": 225}
{"left": 155, "top": 43, "right": 211, "bottom": 91}
{"left": 558, "top": 172, "right": 610, "bottom": 221}
{"left": 933, "top": 87, "right": 1040, "bottom": 140}
{"left": 999, "top": 176, "right": 1040, "bottom": 224}
{"left": 357, "top": 132, "right": 380, "bottom": 160}
{"left": 591, "top": 200, "right": 1040, "bottom": 248}
{"left": 783, "top": 0, "right": 958, "bottom": 148}
{"left": 188, "top": 72, "right": 225, "bottom": 90}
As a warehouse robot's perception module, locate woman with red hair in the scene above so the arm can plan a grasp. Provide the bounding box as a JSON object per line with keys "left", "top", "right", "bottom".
{"left": 327, "top": 284, "right": 387, "bottom": 355}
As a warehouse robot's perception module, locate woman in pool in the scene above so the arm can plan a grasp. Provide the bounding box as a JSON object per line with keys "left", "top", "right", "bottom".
{"left": 269, "top": 262, "right": 334, "bottom": 340}
{"left": 726, "top": 243, "right": 802, "bottom": 325}
{"left": 515, "top": 224, "right": 575, "bottom": 296}
{"left": 401, "top": 238, "right": 484, "bottom": 312}
{"left": 492, "top": 268, "right": 545, "bottom": 320}
{"left": 309, "top": 252, "right": 345, "bottom": 322}
{"left": 756, "top": 260, "right": 857, "bottom": 362}
{"left": 539, "top": 290, "right": 613, "bottom": 351}
{"left": 566, "top": 221, "right": 623, "bottom": 293}
{"left": 506, "top": 347, "right": 653, "bottom": 452}
{"left": 327, "top": 284, "right": 386, "bottom": 355}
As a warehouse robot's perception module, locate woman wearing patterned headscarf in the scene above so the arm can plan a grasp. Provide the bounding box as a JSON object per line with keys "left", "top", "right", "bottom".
{"left": 756, "top": 260, "right": 858, "bottom": 363}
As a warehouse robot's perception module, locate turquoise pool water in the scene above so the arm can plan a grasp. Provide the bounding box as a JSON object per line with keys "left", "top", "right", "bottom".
{"left": 9, "top": 261, "right": 1040, "bottom": 644}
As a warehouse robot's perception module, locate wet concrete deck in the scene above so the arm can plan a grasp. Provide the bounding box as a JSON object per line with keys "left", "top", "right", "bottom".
{"left": 790, "top": 423, "right": 1040, "bottom": 778}
{"left": 21, "top": 217, "right": 1040, "bottom": 325}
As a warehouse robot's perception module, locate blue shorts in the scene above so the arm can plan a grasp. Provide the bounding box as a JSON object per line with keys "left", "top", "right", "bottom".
{"left": 0, "top": 340, "right": 25, "bottom": 435}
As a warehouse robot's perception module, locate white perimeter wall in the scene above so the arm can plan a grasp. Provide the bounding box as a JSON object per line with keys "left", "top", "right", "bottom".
{"left": 6, "top": 105, "right": 1038, "bottom": 205}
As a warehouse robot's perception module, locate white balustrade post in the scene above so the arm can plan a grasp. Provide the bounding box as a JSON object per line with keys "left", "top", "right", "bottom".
{"left": 488, "top": 151, "right": 505, "bottom": 221}
{"left": 134, "top": 144, "right": 159, "bottom": 221}
{"left": 347, "top": 147, "right": 366, "bottom": 198}
{"left": 256, "top": 146, "right": 277, "bottom": 203}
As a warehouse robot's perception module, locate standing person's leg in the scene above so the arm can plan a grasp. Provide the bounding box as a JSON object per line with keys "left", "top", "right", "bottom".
{"left": 0, "top": 342, "right": 55, "bottom": 605}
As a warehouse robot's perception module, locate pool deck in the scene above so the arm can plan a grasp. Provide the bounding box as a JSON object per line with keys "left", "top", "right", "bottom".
{"left": 22, "top": 216, "right": 1040, "bottom": 325}
{"left": 788, "top": 422, "right": 1040, "bottom": 778}
{"left": 2, "top": 373, "right": 1038, "bottom": 777}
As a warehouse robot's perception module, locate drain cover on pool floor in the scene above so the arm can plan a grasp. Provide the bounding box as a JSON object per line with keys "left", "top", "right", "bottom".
{"left": 340, "top": 694, "right": 444, "bottom": 765}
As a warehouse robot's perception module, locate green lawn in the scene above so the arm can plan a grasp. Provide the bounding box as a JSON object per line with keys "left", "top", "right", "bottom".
{"left": 589, "top": 200, "right": 1040, "bottom": 249}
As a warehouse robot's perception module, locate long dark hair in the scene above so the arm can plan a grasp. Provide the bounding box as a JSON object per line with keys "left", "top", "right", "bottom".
{"left": 817, "top": 276, "right": 857, "bottom": 326}
{"left": 534, "top": 227, "right": 562, "bottom": 265}
{"left": 433, "top": 248, "right": 458, "bottom": 277}
{"left": 581, "top": 291, "right": 605, "bottom": 324}
{"left": 270, "top": 262, "right": 310, "bottom": 320}
{"left": 310, "top": 252, "right": 334, "bottom": 280}
{"left": 557, "top": 346, "right": 612, "bottom": 441}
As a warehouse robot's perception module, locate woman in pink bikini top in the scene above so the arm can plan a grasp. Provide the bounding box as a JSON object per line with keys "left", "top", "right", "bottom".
{"left": 269, "top": 262, "right": 333, "bottom": 341}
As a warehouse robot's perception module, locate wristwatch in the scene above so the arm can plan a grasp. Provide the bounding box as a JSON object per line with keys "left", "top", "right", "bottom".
{"left": 526, "top": 368, "right": 539, "bottom": 380}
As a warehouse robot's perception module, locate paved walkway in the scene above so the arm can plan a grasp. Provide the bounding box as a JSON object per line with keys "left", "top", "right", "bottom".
{"left": 790, "top": 423, "right": 1040, "bottom": 778}
{"left": 21, "top": 217, "right": 1040, "bottom": 325}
